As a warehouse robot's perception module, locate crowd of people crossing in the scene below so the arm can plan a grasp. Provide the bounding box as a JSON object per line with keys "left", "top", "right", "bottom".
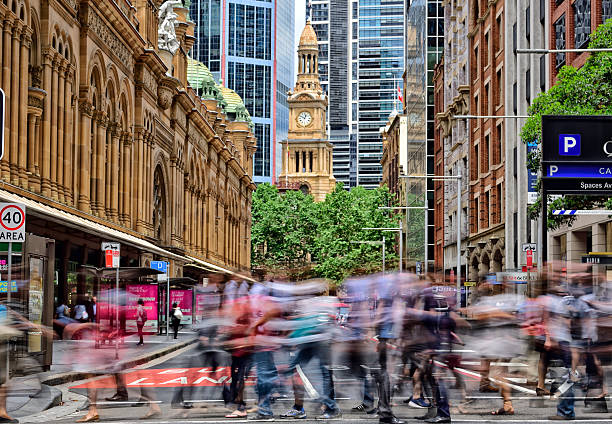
{"left": 2, "top": 267, "right": 612, "bottom": 423}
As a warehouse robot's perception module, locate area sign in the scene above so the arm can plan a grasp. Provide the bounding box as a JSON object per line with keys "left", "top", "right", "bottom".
{"left": 0, "top": 203, "right": 25, "bottom": 242}
{"left": 541, "top": 115, "right": 612, "bottom": 194}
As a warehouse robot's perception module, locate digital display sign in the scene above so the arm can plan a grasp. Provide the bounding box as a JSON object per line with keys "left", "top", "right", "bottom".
{"left": 541, "top": 115, "right": 612, "bottom": 194}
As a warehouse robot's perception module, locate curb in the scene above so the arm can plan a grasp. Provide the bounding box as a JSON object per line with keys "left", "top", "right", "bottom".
{"left": 41, "top": 337, "right": 198, "bottom": 387}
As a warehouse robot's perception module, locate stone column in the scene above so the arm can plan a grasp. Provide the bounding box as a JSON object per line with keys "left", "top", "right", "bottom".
{"left": 1, "top": 20, "right": 12, "bottom": 180}
{"left": 90, "top": 114, "right": 98, "bottom": 209}
{"left": 49, "top": 55, "right": 59, "bottom": 199}
{"left": 104, "top": 125, "right": 112, "bottom": 218}
{"left": 94, "top": 113, "right": 107, "bottom": 218}
{"left": 123, "top": 133, "right": 132, "bottom": 228}
{"left": 40, "top": 52, "right": 53, "bottom": 196}
{"left": 56, "top": 62, "right": 66, "bottom": 202}
{"left": 133, "top": 132, "right": 143, "bottom": 230}
{"left": 110, "top": 126, "right": 120, "bottom": 221}
{"left": 183, "top": 185, "right": 190, "bottom": 251}
{"left": 9, "top": 24, "right": 21, "bottom": 185}
{"left": 78, "top": 102, "right": 93, "bottom": 213}
{"left": 63, "top": 72, "right": 74, "bottom": 205}
{"left": 18, "top": 31, "right": 30, "bottom": 187}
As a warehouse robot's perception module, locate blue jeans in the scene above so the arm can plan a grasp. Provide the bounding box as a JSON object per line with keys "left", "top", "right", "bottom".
{"left": 556, "top": 344, "right": 575, "bottom": 418}
{"left": 254, "top": 351, "right": 277, "bottom": 416}
{"left": 285, "top": 342, "right": 338, "bottom": 412}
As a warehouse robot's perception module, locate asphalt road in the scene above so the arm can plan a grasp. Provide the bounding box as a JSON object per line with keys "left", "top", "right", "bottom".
{"left": 43, "top": 343, "right": 612, "bottom": 423}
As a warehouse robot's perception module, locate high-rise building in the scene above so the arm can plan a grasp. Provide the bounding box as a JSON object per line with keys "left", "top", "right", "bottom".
{"left": 189, "top": 0, "right": 295, "bottom": 184}
{"left": 404, "top": 0, "right": 444, "bottom": 272}
{"left": 307, "top": 0, "right": 404, "bottom": 189}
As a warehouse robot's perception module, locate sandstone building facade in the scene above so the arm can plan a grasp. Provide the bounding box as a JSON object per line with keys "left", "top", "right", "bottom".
{"left": 0, "top": 0, "right": 256, "bottom": 360}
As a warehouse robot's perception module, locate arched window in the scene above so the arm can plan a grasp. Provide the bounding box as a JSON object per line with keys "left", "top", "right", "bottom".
{"left": 153, "top": 166, "right": 166, "bottom": 241}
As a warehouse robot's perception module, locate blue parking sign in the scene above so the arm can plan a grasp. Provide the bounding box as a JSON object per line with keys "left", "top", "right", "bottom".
{"left": 150, "top": 261, "right": 168, "bottom": 273}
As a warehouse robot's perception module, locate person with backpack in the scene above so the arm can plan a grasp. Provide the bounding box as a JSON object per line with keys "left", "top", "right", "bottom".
{"left": 136, "top": 298, "right": 147, "bottom": 346}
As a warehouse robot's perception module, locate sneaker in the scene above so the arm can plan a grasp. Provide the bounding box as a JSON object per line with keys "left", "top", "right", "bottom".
{"left": 352, "top": 403, "right": 371, "bottom": 412}
{"left": 280, "top": 408, "right": 306, "bottom": 419}
{"left": 408, "top": 397, "right": 431, "bottom": 409}
{"left": 316, "top": 409, "right": 341, "bottom": 420}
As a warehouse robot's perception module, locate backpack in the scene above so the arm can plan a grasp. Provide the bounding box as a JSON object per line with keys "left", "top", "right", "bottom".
{"left": 139, "top": 307, "right": 148, "bottom": 323}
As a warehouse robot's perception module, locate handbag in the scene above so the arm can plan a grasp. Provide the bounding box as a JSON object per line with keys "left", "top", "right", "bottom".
{"left": 174, "top": 308, "right": 183, "bottom": 320}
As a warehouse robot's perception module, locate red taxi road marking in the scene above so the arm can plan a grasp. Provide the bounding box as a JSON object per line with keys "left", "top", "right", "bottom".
{"left": 70, "top": 367, "right": 255, "bottom": 389}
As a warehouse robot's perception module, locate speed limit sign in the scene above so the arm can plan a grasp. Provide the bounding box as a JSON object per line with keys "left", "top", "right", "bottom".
{"left": 0, "top": 203, "right": 26, "bottom": 242}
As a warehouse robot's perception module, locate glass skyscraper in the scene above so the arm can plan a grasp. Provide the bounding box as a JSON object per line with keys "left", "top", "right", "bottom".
{"left": 405, "top": 0, "right": 444, "bottom": 270}
{"left": 189, "top": 0, "right": 294, "bottom": 183}
{"left": 307, "top": 0, "right": 404, "bottom": 189}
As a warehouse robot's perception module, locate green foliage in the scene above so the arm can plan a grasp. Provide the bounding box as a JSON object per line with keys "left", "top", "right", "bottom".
{"left": 251, "top": 183, "right": 400, "bottom": 284}
{"left": 520, "top": 20, "right": 612, "bottom": 229}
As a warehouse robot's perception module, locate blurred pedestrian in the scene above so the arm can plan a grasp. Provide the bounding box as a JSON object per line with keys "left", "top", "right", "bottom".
{"left": 170, "top": 302, "right": 182, "bottom": 339}
{"left": 136, "top": 298, "right": 147, "bottom": 346}
{"left": 74, "top": 295, "right": 89, "bottom": 323}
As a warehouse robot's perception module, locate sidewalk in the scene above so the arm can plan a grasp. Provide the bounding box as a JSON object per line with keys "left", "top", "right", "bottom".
{"left": 7, "top": 331, "right": 197, "bottom": 419}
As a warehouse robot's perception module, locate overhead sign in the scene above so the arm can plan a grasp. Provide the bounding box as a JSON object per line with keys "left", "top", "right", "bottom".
{"left": 0, "top": 203, "right": 26, "bottom": 242}
{"left": 522, "top": 243, "right": 537, "bottom": 252}
{"left": 151, "top": 260, "right": 168, "bottom": 282}
{"left": 150, "top": 261, "right": 168, "bottom": 273}
{"left": 0, "top": 88, "right": 4, "bottom": 161}
{"left": 581, "top": 255, "right": 612, "bottom": 265}
{"left": 101, "top": 241, "right": 120, "bottom": 268}
{"left": 542, "top": 116, "right": 612, "bottom": 194}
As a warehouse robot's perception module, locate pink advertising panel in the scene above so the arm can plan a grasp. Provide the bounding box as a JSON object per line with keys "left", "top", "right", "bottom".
{"left": 170, "top": 289, "right": 193, "bottom": 325}
{"left": 126, "top": 284, "right": 158, "bottom": 333}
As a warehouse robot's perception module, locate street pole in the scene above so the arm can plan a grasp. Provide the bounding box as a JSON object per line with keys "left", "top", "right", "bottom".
{"left": 115, "top": 266, "right": 119, "bottom": 360}
{"left": 166, "top": 263, "right": 170, "bottom": 341}
{"left": 382, "top": 235, "right": 386, "bottom": 274}
{"left": 6, "top": 241, "right": 11, "bottom": 381}
{"left": 456, "top": 175, "right": 462, "bottom": 308}
{"left": 399, "top": 220, "right": 403, "bottom": 273}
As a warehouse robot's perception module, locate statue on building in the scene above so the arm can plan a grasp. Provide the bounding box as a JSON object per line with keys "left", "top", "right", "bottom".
{"left": 158, "top": 0, "right": 182, "bottom": 55}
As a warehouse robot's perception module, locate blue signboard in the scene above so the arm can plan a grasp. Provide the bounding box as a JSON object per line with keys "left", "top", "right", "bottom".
{"left": 546, "top": 164, "right": 612, "bottom": 178}
{"left": 527, "top": 142, "right": 538, "bottom": 203}
{"left": 150, "top": 261, "right": 168, "bottom": 273}
{"left": 0, "top": 280, "right": 17, "bottom": 293}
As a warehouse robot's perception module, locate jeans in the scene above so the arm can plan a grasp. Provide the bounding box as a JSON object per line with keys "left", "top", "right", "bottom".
{"left": 556, "top": 343, "right": 575, "bottom": 418}
{"left": 347, "top": 341, "right": 374, "bottom": 408}
{"left": 368, "top": 339, "right": 393, "bottom": 419}
{"left": 137, "top": 322, "right": 144, "bottom": 344}
{"left": 423, "top": 354, "right": 450, "bottom": 418}
{"left": 229, "top": 354, "right": 253, "bottom": 411}
{"left": 254, "top": 351, "right": 277, "bottom": 416}
{"left": 285, "top": 341, "right": 338, "bottom": 412}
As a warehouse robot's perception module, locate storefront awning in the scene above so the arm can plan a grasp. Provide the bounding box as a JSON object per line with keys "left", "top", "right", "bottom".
{"left": 185, "top": 255, "right": 255, "bottom": 283}
{"left": 0, "top": 188, "right": 184, "bottom": 261}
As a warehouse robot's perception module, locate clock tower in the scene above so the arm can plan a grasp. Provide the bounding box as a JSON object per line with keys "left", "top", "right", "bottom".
{"left": 278, "top": 21, "right": 335, "bottom": 201}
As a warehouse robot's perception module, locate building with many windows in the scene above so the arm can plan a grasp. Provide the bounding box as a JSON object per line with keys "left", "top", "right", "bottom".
{"left": 0, "top": 0, "right": 256, "bottom": 367}
{"left": 189, "top": 0, "right": 295, "bottom": 183}
{"left": 307, "top": 0, "right": 404, "bottom": 189}
{"left": 403, "top": 0, "right": 444, "bottom": 272}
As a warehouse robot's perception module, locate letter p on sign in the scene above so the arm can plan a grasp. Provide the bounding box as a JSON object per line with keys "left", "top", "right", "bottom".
{"left": 559, "top": 134, "right": 581, "bottom": 156}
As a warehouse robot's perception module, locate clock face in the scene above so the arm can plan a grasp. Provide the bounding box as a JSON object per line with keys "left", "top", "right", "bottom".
{"left": 297, "top": 111, "right": 312, "bottom": 127}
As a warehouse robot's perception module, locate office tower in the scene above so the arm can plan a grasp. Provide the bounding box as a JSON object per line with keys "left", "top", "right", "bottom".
{"left": 404, "top": 0, "right": 443, "bottom": 271}
{"left": 189, "top": 0, "right": 295, "bottom": 183}
{"left": 307, "top": 0, "right": 404, "bottom": 189}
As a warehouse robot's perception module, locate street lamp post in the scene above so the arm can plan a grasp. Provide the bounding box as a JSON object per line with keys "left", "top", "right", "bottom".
{"left": 400, "top": 175, "right": 462, "bottom": 308}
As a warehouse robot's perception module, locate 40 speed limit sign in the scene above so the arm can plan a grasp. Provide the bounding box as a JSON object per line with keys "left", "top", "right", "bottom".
{"left": 0, "top": 203, "right": 25, "bottom": 242}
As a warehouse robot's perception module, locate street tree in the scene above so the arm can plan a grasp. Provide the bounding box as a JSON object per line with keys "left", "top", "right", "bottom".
{"left": 521, "top": 20, "right": 612, "bottom": 229}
